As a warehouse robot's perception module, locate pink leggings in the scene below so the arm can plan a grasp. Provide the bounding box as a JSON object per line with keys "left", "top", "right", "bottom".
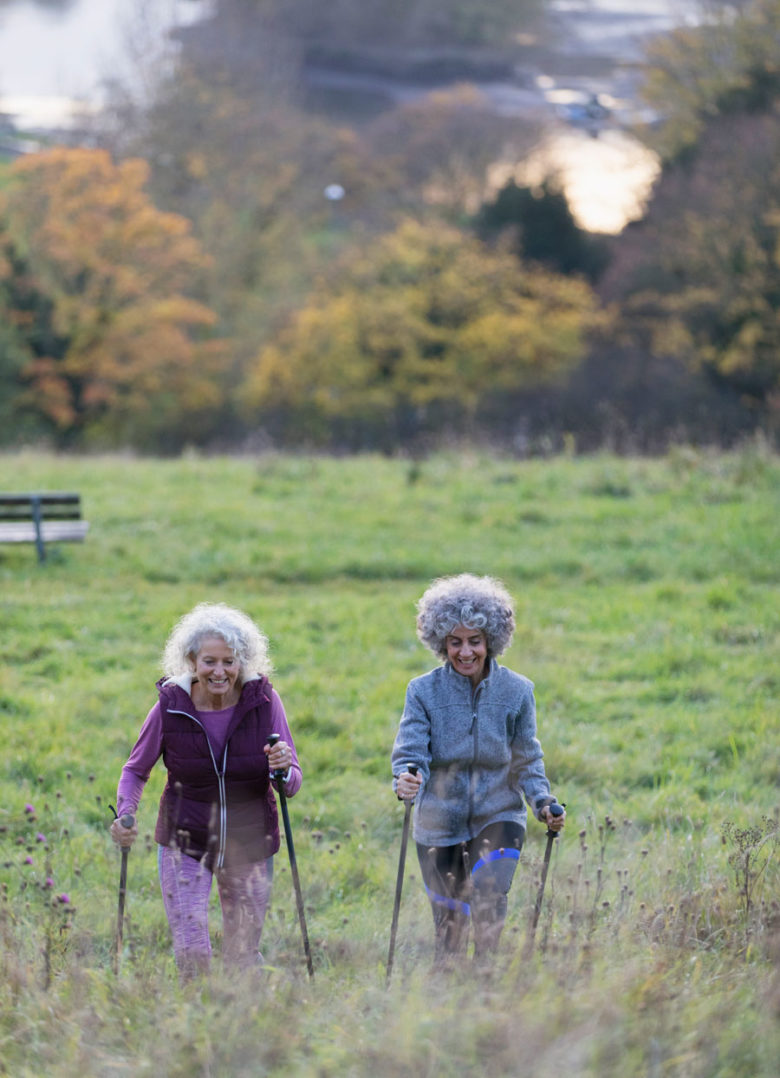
{"left": 158, "top": 845, "right": 272, "bottom": 978}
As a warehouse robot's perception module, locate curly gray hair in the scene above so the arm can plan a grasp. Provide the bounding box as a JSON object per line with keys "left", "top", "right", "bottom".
{"left": 416, "top": 573, "right": 515, "bottom": 659}
{"left": 162, "top": 602, "right": 273, "bottom": 679}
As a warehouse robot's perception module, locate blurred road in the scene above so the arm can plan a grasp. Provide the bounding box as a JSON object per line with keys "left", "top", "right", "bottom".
{"left": 305, "top": 0, "right": 703, "bottom": 129}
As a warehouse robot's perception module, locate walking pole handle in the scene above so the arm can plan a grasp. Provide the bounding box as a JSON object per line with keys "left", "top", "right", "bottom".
{"left": 545, "top": 802, "right": 564, "bottom": 837}
{"left": 110, "top": 805, "right": 136, "bottom": 830}
{"left": 268, "top": 732, "right": 285, "bottom": 779}
{"left": 396, "top": 763, "right": 419, "bottom": 799}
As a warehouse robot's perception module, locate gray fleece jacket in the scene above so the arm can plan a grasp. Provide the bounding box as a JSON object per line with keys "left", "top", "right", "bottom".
{"left": 391, "top": 659, "right": 555, "bottom": 846}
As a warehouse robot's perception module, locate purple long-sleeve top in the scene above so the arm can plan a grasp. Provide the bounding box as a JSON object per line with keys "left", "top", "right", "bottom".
{"left": 116, "top": 686, "right": 302, "bottom": 818}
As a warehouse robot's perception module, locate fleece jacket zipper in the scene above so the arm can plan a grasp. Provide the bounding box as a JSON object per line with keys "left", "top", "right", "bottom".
{"left": 467, "top": 679, "right": 485, "bottom": 831}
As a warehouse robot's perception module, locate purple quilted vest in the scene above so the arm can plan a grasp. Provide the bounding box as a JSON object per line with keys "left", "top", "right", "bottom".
{"left": 154, "top": 676, "right": 279, "bottom": 870}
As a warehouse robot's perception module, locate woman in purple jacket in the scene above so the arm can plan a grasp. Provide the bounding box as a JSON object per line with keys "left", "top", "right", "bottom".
{"left": 109, "top": 602, "right": 301, "bottom": 979}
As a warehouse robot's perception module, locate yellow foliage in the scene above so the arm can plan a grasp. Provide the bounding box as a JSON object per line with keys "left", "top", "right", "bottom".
{"left": 242, "top": 219, "right": 605, "bottom": 433}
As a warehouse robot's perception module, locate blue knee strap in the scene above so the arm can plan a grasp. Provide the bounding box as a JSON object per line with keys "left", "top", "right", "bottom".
{"left": 424, "top": 885, "right": 471, "bottom": 917}
{"left": 470, "top": 847, "right": 520, "bottom": 875}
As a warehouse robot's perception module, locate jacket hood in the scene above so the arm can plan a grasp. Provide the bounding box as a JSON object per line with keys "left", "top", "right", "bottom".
{"left": 160, "top": 671, "right": 262, "bottom": 695}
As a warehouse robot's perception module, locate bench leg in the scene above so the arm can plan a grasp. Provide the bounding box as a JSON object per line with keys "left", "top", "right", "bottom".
{"left": 31, "top": 496, "right": 46, "bottom": 563}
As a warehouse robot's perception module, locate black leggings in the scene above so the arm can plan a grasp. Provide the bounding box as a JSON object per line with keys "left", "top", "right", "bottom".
{"left": 416, "top": 820, "right": 525, "bottom": 959}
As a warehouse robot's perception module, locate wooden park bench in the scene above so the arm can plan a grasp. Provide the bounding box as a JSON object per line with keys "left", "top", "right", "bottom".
{"left": 0, "top": 492, "right": 89, "bottom": 563}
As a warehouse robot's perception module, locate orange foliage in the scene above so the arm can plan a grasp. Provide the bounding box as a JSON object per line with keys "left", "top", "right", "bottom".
{"left": 0, "top": 147, "right": 226, "bottom": 441}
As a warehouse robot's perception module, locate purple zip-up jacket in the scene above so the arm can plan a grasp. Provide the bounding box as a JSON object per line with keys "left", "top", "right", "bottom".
{"left": 140, "top": 673, "right": 298, "bottom": 870}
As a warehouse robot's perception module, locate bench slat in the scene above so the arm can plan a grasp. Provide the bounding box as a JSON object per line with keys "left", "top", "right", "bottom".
{"left": 0, "top": 507, "right": 83, "bottom": 521}
{"left": 0, "top": 522, "right": 90, "bottom": 542}
{"left": 0, "top": 492, "right": 81, "bottom": 506}
{"left": 0, "top": 492, "right": 83, "bottom": 528}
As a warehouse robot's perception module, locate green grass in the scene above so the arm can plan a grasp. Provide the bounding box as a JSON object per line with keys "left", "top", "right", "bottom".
{"left": 1, "top": 445, "right": 778, "bottom": 1076}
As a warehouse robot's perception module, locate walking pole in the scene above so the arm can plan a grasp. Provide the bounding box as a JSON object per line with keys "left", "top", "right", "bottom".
{"left": 110, "top": 806, "right": 135, "bottom": 975}
{"left": 268, "top": 734, "right": 314, "bottom": 978}
{"left": 386, "top": 764, "right": 419, "bottom": 986}
{"left": 523, "top": 802, "right": 564, "bottom": 959}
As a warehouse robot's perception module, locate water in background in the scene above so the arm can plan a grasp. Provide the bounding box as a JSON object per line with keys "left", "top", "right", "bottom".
{"left": 0, "top": 0, "right": 208, "bottom": 126}
{"left": 0, "top": 0, "right": 700, "bottom": 107}
{"left": 550, "top": 1, "right": 701, "bottom": 60}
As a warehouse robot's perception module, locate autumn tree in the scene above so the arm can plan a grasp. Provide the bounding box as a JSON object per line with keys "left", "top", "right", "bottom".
{"left": 0, "top": 252, "right": 45, "bottom": 441}
{"left": 241, "top": 218, "right": 605, "bottom": 448}
{"left": 640, "top": 0, "right": 780, "bottom": 161}
{"left": 0, "top": 147, "right": 226, "bottom": 448}
{"left": 600, "top": 110, "right": 780, "bottom": 411}
{"left": 588, "top": 0, "right": 780, "bottom": 439}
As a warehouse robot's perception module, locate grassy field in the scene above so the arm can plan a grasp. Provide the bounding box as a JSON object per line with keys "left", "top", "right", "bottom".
{"left": 1, "top": 445, "right": 778, "bottom": 1076}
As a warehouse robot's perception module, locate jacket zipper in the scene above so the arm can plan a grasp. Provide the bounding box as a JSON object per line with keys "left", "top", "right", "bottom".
{"left": 468, "top": 678, "right": 487, "bottom": 828}
{"left": 468, "top": 683, "right": 478, "bottom": 827}
{"left": 168, "top": 708, "right": 229, "bottom": 870}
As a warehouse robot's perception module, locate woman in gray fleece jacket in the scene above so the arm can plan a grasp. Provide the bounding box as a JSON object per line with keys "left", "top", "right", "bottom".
{"left": 391, "top": 573, "right": 565, "bottom": 966}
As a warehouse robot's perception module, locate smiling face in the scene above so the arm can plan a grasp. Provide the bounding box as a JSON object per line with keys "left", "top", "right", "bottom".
{"left": 445, "top": 623, "right": 488, "bottom": 686}
{"left": 190, "top": 635, "right": 241, "bottom": 710}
